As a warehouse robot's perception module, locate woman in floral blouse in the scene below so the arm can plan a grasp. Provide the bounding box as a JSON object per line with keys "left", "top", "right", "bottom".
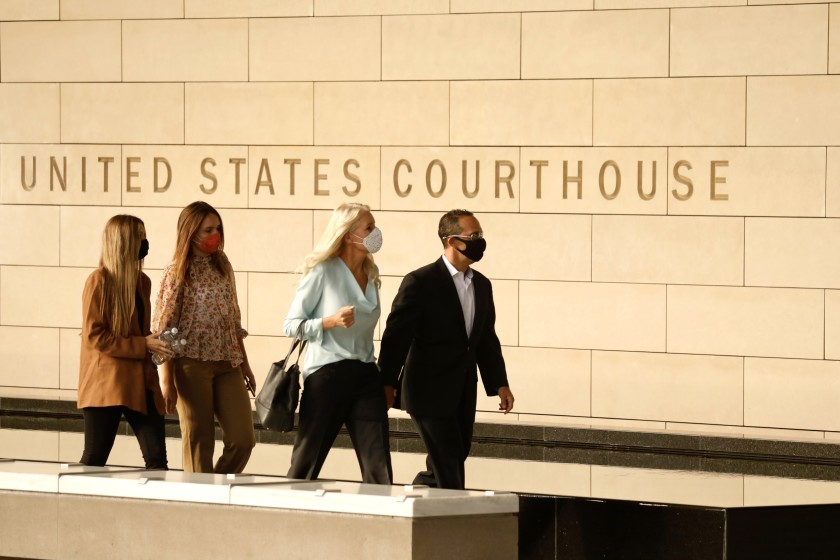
{"left": 152, "top": 201, "right": 255, "bottom": 473}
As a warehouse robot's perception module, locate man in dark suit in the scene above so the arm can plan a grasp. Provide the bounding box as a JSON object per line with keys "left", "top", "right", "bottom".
{"left": 379, "top": 209, "right": 515, "bottom": 490}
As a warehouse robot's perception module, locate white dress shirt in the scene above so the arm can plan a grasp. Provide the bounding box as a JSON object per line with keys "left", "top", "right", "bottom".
{"left": 441, "top": 255, "right": 475, "bottom": 337}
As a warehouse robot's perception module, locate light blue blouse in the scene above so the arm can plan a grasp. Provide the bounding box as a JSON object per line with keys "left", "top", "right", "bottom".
{"left": 283, "top": 257, "right": 380, "bottom": 379}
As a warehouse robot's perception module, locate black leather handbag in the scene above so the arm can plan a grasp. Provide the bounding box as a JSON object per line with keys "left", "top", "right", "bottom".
{"left": 255, "top": 330, "right": 307, "bottom": 432}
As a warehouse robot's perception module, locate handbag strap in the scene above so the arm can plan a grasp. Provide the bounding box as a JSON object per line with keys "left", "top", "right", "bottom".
{"left": 283, "top": 322, "right": 308, "bottom": 366}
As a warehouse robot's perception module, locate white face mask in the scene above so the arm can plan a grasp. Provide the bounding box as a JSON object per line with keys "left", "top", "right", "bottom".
{"left": 352, "top": 226, "right": 383, "bottom": 254}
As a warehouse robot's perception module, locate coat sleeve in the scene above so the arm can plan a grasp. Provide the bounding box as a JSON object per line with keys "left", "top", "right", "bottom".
{"left": 475, "top": 281, "right": 509, "bottom": 396}
{"left": 378, "top": 272, "right": 423, "bottom": 387}
{"left": 82, "top": 273, "right": 147, "bottom": 359}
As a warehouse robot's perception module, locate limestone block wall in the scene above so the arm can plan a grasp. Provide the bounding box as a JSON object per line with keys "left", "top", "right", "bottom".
{"left": 2, "top": 0, "right": 840, "bottom": 472}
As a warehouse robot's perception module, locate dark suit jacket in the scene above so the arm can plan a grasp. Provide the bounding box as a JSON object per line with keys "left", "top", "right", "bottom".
{"left": 378, "top": 257, "right": 509, "bottom": 417}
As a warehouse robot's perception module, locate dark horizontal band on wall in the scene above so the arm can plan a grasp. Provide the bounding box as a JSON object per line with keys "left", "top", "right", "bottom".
{"left": 3, "top": 396, "right": 840, "bottom": 481}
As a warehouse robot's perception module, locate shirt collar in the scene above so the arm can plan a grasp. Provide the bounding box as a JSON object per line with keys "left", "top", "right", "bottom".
{"left": 441, "top": 254, "right": 473, "bottom": 280}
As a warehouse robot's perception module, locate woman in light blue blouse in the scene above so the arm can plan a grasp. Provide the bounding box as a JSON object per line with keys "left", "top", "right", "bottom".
{"left": 283, "top": 203, "right": 392, "bottom": 483}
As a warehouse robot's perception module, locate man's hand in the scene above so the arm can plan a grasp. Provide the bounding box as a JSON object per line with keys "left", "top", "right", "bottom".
{"left": 384, "top": 385, "right": 396, "bottom": 410}
{"left": 498, "top": 386, "right": 515, "bottom": 414}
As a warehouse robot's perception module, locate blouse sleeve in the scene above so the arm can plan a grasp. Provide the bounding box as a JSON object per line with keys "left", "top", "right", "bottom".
{"left": 152, "top": 263, "right": 181, "bottom": 334}
{"left": 283, "top": 265, "right": 325, "bottom": 344}
{"left": 82, "top": 272, "right": 146, "bottom": 359}
{"left": 225, "top": 256, "right": 248, "bottom": 340}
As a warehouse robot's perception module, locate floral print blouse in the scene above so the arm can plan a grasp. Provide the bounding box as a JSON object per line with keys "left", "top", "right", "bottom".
{"left": 152, "top": 252, "right": 247, "bottom": 367}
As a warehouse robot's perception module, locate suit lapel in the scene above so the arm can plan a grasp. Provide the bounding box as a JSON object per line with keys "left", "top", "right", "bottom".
{"left": 469, "top": 273, "right": 486, "bottom": 345}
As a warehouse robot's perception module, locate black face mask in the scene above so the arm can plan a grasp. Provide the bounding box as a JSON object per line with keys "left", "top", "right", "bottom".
{"left": 138, "top": 239, "right": 149, "bottom": 260}
{"left": 456, "top": 238, "right": 486, "bottom": 262}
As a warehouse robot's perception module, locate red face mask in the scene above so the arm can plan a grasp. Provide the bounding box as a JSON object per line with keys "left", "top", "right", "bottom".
{"left": 198, "top": 232, "right": 221, "bottom": 254}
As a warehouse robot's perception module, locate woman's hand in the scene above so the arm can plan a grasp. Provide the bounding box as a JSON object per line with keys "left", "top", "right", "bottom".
{"left": 145, "top": 333, "right": 174, "bottom": 358}
{"left": 159, "top": 363, "right": 178, "bottom": 415}
{"left": 324, "top": 306, "right": 355, "bottom": 330}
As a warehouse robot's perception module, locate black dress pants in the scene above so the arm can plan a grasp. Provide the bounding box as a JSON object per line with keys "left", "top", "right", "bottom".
{"left": 287, "top": 360, "right": 392, "bottom": 484}
{"left": 410, "top": 380, "right": 477, "bottom": 490}
{"left": 80, "top": 390, "right": 167, "bottom": 469}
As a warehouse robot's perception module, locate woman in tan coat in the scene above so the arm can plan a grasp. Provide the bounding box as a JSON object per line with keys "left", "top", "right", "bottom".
{"left": 78, "top": 215, "right": 173, "bottom": 468}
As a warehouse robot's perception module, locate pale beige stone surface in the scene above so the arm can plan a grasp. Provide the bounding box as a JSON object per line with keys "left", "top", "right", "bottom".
{"left": 667, "top": 285, "right": 823, "bottom": 359}
{"left": 671, "top": 4, "right": 828, "bottom": 76}
{"left": 0, "top": 490, "right": 57, "bottom": 560}
{"left": 186, "top": 0, "right": 310, "bottom": 17}
{"left": 596, "top": 0, "right": 743, "bottom": 6}
{"left": 745, "top": 358, "right": 840, "bottom": 431}
{"left": 522, "top": 9, "right": 668, "bottom": 79}
{"left": 594, "top": 78, "right": 745, "bottom": 146}
{"left": 451, "top": 80, "right": 592, "bottom": 146}
{"left": 0, "top": 429, "right": 59, "bottom": 461}
{"left": 592, "top": 351, "right": 744, "bottom": 425}
{"left": 316, "top": 0, "right": 448, "bottom": 15}
{"left": 747, "top": 76, "right": 840, "bottom": 146}
{"left": 593, "top": 215, "right": 743, "bottom": 285}
{"left": 221, "top": 209, "right": 313, "bottom": 273}
{"left": 749, "top": 0, "right": 832, "bottom": 4}
{"left": 58, "top": 206, "right": 182, "bottom": 270}
{"left": 591, "top": 465, "right": 744, "bottom": 507}
{"left": 745, "top": 477, "right": 840, "bottom": 507}
{"left": 61, "top": 0, "right": 182, "bottom": 19}
{"left": 0, "top": 0, "right": 57, "bottom": 20}
{"left": 380, "top": 147, "right": 519, "bottom": 213}
{"left": 315, "top": 82, "right": 449, "bottom": 146}
{"left": 186, "top": 83, "right": 313, "bottom": 146}
{"left": 520, "top": 281, "right": 666, "bottom": 352}
{"left": 824, "top": 290, "right": 840, "bottom": 360}
{"left": 62, "top": 83, "right": 184, "bottom": 145}
{"left": 0, "top": 266, "right": 91, "bottom": 328}
{"left": 467, "top": 456, "right": 591, "bottom": 495}
{"left": 745, "top": 218, "right": 840, "bottom": 289}
{"left": 0, "top": 84, "right": 59, "bottom": 143}
{"left": 476, "top": 213, "right": 591, "bottom": 282}
{"left": 382, "top": 14, "right": 519, "bottom": 80}
{"left": 832, "top": 4, "right": 840, "bottom": 74}
{"left": 0, "top": 205, "right": 58, "bottom": 265}
{"left": 667, "top": 147, "right": 826, "bottom": 217}
{"left": 520, "top": 148, "right": 669, "bottom": 215}
{"left": 123, "top": 19, "right": 247, "bottom": 82}
{"left": 0, "top": 21, "right": 120, "bottom": 82}
{"left": 0, "top": 327, "right": 59, "bottom": 388}
{"left": 247, "top": 273, "right": 301, "bottom": 337}
{"left": 0, "top": 144, "right": 122, "bottom": 206}
{"left": 455, "top": 0, "right": 592, "bottom": 11}
{"left": 59, "top": 328, "right": 81, "bottom": 390}
{"left": 502, "top": 347, "right": 590, "bottom": 417}
{"left": 250, "top": 17, "right": 380, "bottom": 82}
{"left": 829, "top": 148, "right": 840, "bottom": 216}
{"left": 248, "top": 146, "right": 380, "bottom": 209}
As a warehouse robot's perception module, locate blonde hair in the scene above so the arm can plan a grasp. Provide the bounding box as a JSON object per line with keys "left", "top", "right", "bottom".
{"left": 99, "top": 215, "right": 144, "bottom": 337}
{"left": 171, "top": 201, "right": 232, "bottom": 286}
{"left": 300, "top": 203, "right": 380, "bottom": 288}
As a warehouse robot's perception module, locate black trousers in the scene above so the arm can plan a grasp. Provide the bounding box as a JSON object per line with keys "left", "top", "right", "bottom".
{"left": 410, "top": 380, "right": 477, "bottom": 490}
{"left": 288, "top": 360, "right": 392, "bottom": 484}
{"left": 80, "top": 390, "right": 167, "bottom": 470}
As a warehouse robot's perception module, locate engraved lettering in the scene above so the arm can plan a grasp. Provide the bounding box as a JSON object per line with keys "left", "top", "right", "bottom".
{"left": 200, "top": 158, "right": 218, "bottom": 194}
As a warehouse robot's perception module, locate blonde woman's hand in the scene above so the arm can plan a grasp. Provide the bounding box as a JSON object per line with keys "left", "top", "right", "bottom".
{"left": 145, "top": 333, "right": 174, "bottom": 358}
{"left": 324, "top": 306, "right": 355, "bottom": 330}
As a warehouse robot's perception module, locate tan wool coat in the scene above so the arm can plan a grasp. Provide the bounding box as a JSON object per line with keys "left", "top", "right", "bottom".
{"left": 78, "top": 269, "right": 164, "bottom": 415}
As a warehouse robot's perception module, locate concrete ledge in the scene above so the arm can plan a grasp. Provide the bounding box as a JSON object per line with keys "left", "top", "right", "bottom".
{"left": 0, "top": 460, "right": 518, "bottom": 560}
